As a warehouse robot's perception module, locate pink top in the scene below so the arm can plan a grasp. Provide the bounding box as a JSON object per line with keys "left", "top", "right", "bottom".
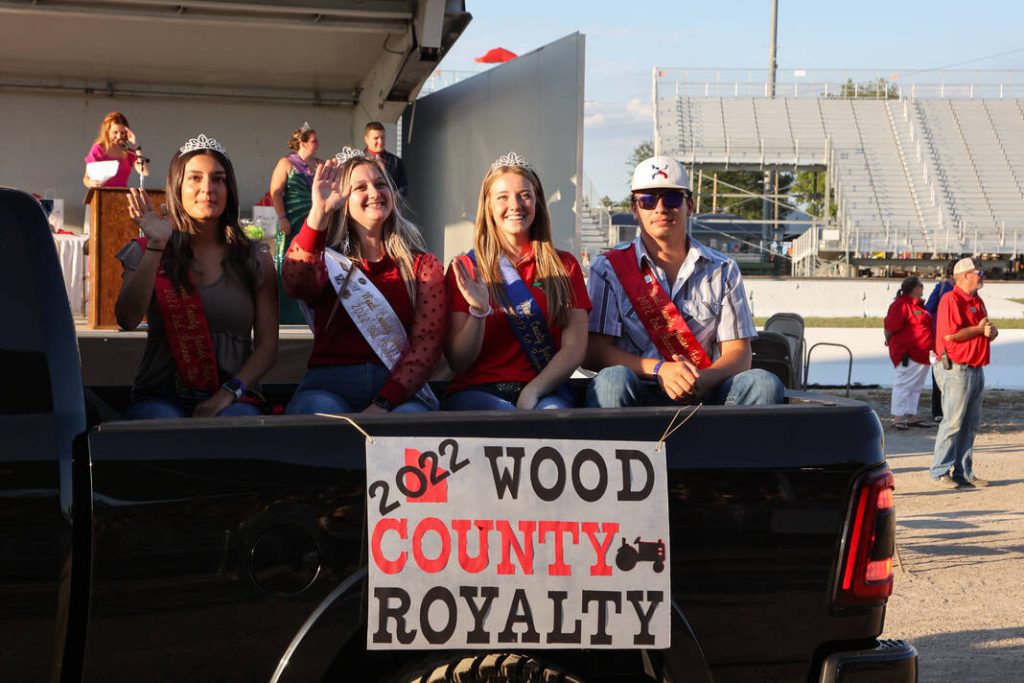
{"left": 84, "top": 143, "right": 136, "bottom": 188}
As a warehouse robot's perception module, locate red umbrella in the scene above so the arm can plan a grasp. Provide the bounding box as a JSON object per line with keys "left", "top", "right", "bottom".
{"left": 475, "top": 47, "right": 517, "bottom": 63}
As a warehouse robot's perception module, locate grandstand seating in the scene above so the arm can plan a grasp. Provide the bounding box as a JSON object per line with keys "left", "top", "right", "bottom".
{"left": 661, "top": 95, "right": 1024, "bottom": 262}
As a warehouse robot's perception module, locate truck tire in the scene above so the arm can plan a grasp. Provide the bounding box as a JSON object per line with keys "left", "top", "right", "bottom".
{"left": 380, "top": 652, "right": 587, "bottom": 683}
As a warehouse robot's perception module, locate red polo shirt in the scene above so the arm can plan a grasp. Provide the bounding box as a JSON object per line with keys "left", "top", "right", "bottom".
{"left": 884, "top": 294, "right": 934, "bottom": 366}
{"left": 935, "top": 286, "right": 990, "bottom": 367}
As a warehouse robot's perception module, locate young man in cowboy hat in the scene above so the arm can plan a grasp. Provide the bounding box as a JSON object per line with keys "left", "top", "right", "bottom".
{"left": 584, "top": 155, "right": 784, "bottom": 407}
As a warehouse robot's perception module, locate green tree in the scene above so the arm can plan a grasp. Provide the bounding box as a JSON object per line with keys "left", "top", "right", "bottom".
{"left": 627, "top": 140, "right": 655, "bottom": 171}
{"left": 790, "top": 171, "right": 836, "bottom": 219}
{"left": 694, "top": 170, "right": 795, "bottom": 222}
{"left": 834, "top": 77, "right": 899, "bottom": 99}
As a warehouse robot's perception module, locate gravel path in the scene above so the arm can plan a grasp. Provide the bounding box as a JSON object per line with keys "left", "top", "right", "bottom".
{"left": 830, "top": 388, "right": 1024, "bottom": 683}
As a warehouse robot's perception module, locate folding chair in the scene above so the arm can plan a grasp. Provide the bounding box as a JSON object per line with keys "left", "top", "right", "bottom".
{"left": 764, "top": 312, "right": 806, "bottom": 389}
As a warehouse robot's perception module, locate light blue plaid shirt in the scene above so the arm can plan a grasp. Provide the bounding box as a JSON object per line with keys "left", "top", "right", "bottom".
{"left": 587, "top": 236, "right": 756, "bottom": 362}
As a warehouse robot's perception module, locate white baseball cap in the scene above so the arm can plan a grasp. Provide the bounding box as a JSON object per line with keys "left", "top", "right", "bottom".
{"left": 952, "top": 257, "right": 978, "bottom": 276}
{"left": 631, "top": 156, "right": 690, "bottom": 192}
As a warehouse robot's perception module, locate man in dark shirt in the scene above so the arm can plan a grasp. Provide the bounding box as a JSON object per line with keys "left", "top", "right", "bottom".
{"left": 363, "top": 122, "right": 408, "bottom": 196}
{"left": 924, "top": 261, "right": 955, "bottom": 421}
{"left": 929, "top": 257, "right": 999, "bottom": 489}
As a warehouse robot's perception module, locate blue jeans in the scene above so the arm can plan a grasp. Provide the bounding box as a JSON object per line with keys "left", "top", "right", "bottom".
{"left": 929, "top": 364, "right": 984, "bottom": 482}
{"left": 286, "top": 363, "right": 433, "bottom": 414}
{"left": 125, "top": 398, "right": 263, "bottom": 419}
{"left": 442, "top": 387, "right": 574, "bottom": 411}
{"left": 585, "top": 365, "right": 785, "bottom": 408}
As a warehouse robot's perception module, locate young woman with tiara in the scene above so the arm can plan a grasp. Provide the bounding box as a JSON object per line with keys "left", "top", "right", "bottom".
{"left": 282, "top": 148, "right": 446, "bottom": 414}
{"left": 269, "top": 122, "right": 322, "bottom": 324}
{"left": 116, "top": 134, "right": 279, "bottom": 418}
{"left": 442, "top": 151, "right": 591, "bottom": 410}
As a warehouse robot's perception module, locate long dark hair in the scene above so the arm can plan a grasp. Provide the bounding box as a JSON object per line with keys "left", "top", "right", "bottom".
{"left": 161, "top": 149, "right": 255, "bottom": 293}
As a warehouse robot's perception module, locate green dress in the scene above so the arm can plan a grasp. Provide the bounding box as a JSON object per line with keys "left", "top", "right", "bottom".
{"left": 276, "top": 157, "right": 314, "bottom": 324}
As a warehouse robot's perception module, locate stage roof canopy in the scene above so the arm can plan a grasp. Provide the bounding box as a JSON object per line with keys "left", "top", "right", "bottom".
{"left": 0, "top": 0, "right": 470, "bottom": 113}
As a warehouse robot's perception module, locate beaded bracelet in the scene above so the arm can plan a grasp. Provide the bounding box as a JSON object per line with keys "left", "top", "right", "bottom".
{"left": 468, "top": 304, "right": 492, "bottom": 319}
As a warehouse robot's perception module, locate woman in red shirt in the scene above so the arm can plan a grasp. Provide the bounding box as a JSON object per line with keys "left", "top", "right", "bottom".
{"left": 884, "top": 275, "right": 935, "bottom": 429}
{"left": 443, "top": 152, "right": 591, "bottom": 410}
{"left": 282, "top": 149, "right": 445, "bottom": 414}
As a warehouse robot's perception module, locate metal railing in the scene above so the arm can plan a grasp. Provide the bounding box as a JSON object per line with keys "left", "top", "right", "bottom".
{"left": 655, "top": 68, "right": 1024, "bottom": 100}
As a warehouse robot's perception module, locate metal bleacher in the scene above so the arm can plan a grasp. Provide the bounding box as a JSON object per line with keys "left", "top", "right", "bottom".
{"left": 657, "top": 71, "right": 1024, "bottom": 273}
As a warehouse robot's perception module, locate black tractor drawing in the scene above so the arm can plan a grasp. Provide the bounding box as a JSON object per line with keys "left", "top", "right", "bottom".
{"left": 615, "top": 536, "right": 666, "bottom": 572}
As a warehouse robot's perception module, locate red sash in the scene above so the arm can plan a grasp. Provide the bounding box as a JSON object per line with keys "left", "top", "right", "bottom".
{"left": 139, "top": 238, "right": 220, "bottom": 395}
{"left": 605, "top": 247, "right": 712, "bottom": 369}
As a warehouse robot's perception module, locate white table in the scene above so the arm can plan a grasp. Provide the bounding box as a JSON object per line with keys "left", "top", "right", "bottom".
{"left": 54, "top": 233, "right": 89, "bottom": 315}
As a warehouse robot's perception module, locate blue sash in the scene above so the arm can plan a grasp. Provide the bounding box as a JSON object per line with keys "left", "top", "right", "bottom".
{"left": 468, "top": 251, "right": 573, "bottom": 404}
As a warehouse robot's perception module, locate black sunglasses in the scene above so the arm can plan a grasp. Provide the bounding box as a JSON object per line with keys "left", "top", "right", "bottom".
{"left": 634, "top": 190, "right": 690, "bottom": 211}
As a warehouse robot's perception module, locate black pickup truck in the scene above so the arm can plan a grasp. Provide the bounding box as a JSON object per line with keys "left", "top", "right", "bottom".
{"left": 1, "top": 188, "right": 916, "bottom": 682}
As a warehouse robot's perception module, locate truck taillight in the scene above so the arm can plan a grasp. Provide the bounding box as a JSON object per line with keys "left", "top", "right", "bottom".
{"left": 835, "top": 468, "right": 896, "bottom": 606}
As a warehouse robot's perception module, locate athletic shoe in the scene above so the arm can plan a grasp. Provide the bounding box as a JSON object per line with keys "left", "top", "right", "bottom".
{"left": 966, "top": 477, "right": 990, "bottom": 488}
{"left": 931, "top": 475, "right": 962, "bottom": 490}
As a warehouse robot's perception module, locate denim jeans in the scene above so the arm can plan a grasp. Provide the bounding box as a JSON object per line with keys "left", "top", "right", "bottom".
{"left": 442, "top": 387, "right": 574, "bottom": 411}
{"left": 585, "top": 365, "right": 785, "bottom": 408}
{"left": 286, "top": 363, "right": 433, "bottom": 414}
{"left": 125, "top": 398, "right": 263, "bottom": 419}
{"left": 929, "top": 364, "right": 985, "bottom": 482}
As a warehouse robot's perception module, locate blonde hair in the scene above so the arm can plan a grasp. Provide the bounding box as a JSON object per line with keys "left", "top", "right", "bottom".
{"left": 93, "top": 111, "right": 130, "bottom": 152}
{"left": 322, "top": 157, "right": 426, "bottom": 301}
{"left": 473, "top": 165, "right": 572, "bottom": 328}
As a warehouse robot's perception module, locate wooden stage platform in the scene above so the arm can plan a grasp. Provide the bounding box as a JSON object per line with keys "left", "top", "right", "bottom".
{"left": 76, "top": 319, "right": 315, "bottom": 387}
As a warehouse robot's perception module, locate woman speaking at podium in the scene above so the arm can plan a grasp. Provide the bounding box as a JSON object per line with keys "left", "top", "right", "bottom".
{"left": 82, "top": 111, "right": 148, "bottom": 189}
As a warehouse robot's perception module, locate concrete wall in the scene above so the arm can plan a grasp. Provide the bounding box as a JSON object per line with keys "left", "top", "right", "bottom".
{"left": 1, "top": 91, "right": 357, "bottom": 231}
{"left": 745, "top": 277, "right": 1024, "bottom": 320}
{"left": 401, "top": 33, "right": 585, "bottom": 263}
{"left": 803, "top": 328, "right": 1024, "bottom": 390}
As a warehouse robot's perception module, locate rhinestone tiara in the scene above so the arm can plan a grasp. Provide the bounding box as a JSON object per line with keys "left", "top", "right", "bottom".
{"left": 300, "top": 121, "right": 311, "bottom": 133}
{"left": 490, "top": 151, "right": 533, "bottom": 172}
{"left": 334, "top": 146, "right": 367, "bottom": 165}
{"left": 179, "top": 133, "right": 227, "bottom": 156}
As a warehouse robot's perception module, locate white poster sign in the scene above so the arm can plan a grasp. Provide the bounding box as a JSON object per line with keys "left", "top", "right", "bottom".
{"left": 365, "top": 436, "right": 670, "bottom": 650}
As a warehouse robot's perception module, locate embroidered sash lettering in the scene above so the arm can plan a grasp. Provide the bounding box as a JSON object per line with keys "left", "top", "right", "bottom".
{"left": 143, "top": 238, "right": 221, "bottom": 395}
{"left": 605, "top": 247, "right": 712, "bottom": 369}
{"left": 468, "top": 251, "right": 573, "bottom": 403}
{"left": 300, "top": 248, "right": 438, "bottom": 409}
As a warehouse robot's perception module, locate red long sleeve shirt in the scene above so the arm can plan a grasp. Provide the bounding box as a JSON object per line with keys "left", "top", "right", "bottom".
{"left": 883, "top": 295, "right": 933, "bottom": 366}
{"left": 282, "top": 223, "right": 447, "bottom": 405}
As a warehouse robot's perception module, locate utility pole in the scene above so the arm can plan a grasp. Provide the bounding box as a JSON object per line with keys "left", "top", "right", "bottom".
{"left": 763, "top": 0, "right": 780, "bottom": 268}
{"left": 768, "top": 0, "right": 778, "bottom": 98}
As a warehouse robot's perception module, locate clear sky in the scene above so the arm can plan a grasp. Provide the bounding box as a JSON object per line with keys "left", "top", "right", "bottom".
{"left": 437, "top": 1, "right": 1024, "bottom": 201}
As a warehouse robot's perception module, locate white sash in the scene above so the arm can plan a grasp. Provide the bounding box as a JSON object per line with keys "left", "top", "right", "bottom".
{"left": 299, "top": 247, "right": 438, "bottom": 409}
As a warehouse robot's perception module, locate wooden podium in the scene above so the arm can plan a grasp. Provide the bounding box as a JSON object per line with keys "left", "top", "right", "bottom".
{"left": 85, "top": 188, "right": 166, "bottom": 329}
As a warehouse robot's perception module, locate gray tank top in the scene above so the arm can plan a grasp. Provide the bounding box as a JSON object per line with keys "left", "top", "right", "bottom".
{"left": 117, "top": 240, "right": 268, "bottom": 402}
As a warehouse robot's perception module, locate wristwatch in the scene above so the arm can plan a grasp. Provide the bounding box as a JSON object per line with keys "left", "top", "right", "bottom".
{"left": 221, "top": 378, "right": 246, "bottom": 401}
{"left": 372, "top": 396, "right": 395, "bottom": 412}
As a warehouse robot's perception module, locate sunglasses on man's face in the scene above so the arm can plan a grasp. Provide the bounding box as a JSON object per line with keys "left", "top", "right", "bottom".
{"left": 634, "top": 190, "right": 690, "bottom": 211}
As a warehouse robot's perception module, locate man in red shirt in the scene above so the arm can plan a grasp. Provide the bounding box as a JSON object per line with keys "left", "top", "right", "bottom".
{"left": 929, "top": 257, "right": 999, "bottom": 489}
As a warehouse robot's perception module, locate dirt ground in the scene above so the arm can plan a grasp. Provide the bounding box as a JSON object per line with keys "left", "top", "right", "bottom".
{"left": 824, "top": 387, "right": 1024, "bottom": 683}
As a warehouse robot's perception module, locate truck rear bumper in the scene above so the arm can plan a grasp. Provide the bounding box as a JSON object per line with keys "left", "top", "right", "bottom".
{"left": 819, "top": 639, "right": 917, "bottom": 683}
